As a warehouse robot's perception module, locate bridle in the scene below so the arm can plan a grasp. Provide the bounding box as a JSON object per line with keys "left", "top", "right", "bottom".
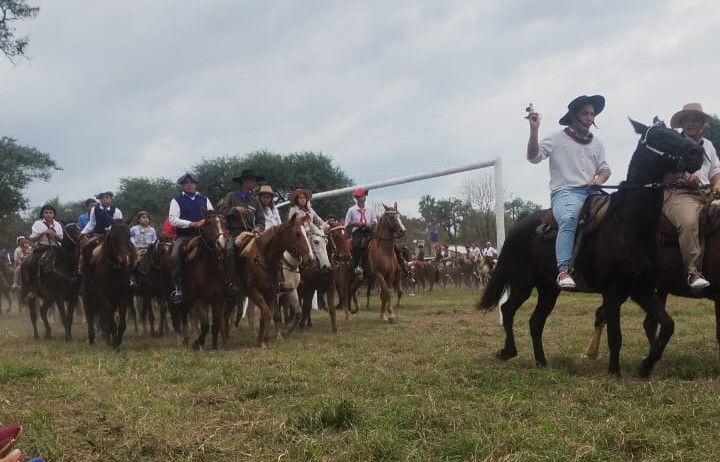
{"left": 199, "top": 215, "right": 224, "bottom": 258}
{"left": 375, "top": 210, "right": 403, "bottom": 240}
{"left": 640, "top": 123, "right": 687, "bottom": 172}
{"left": 328, "top": 226, "right": 351, "bottom": 263}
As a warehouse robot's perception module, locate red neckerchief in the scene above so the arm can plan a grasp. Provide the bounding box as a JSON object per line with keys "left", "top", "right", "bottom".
{"left": 564, "top": 126, "right": 593, "bottom": 145}
{"left": 358, "top": 206, "right": 367, "bottom": 225}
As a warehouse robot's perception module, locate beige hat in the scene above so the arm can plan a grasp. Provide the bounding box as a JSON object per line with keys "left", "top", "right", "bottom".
{"left": 289, "top": 187, "right": 313, "bottom": 204}
{"left": 258, "top": 184, "right": 276, "bottom": 197}
{"left": 670, "top": 103, "right": 709, "bottom": 129}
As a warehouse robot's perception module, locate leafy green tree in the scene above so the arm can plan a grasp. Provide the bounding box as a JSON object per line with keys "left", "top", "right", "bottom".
{"left": 505, "top": 197, "right": 542, "bottom": 222}
{"left": 0, "top": 137, "right": 60, "bottom": 220}
{"left": 114, "top": 176, "right": 178, "bottom": 224}
{"left": 0, "top": 0, "right": 39, "bottom": 61}
{"left": 193, "top": 151, "right": 353, "bottom": 219}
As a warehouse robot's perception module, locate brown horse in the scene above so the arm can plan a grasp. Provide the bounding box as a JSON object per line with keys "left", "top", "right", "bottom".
{"left": 83, "top": 220, "right": 135, "bottom": 348}
{"left": 328, "top": 225, "right": 352, "bottom": 314}
{"left": 349, "top": 203, "right": 406, "bottom": 322}
{"left": 132, "top": 239, "right": 172, "bottom": 337}
{"left": 237, "top": 213, "right": 313, "bottom": 347}
{"left": 0, "top": 263, "right": 12, "bottom": 314}
{"left": 22, "top": 223, "right": 81, "bottom": 341}
{"left": 174, "top": 212, "right": 230, "bottom": 349}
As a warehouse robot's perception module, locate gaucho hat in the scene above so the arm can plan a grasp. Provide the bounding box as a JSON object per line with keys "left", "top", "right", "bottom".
{"left": 559, "top": 95, "right": 605, "bottom": 126}
{"left": 232, "top": 169, "right": 265, "bottom": 183}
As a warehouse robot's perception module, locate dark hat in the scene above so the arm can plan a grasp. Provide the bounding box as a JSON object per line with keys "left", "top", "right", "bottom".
{"left": 135, "top": 210, "right": 151, "bottom": 223}
{"left": 559, "top": 95, "right": 605, "bottom": 126}
{"left": 232, "top": 169, "right": 265, "bottom": 183}
{"left": 39, "top": 204, "right": 57, "bottom": 218}
{"left": 289, "top": 187, "right": 313, "bottom": 204}
{"left": 84, "top": 198, "right": 98, "bottom": 207}
{"left": 177, "top": 172, "right": 200, "bottom": 184}
{"left": 95, "top": 191, "right": 114, "bottom": 199}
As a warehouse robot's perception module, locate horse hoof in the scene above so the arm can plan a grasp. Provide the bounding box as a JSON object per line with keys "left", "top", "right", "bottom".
{"left": 535, "top": 359, "right": 548, "bottom": 368}
{"left": 581, "top": 352, "right": 598, "bottom": 360}
{"left": 388, "top": 317, "right": 397, "bottom": 324}
{"left": 259, "top": 342, "right": 268, "bottom": 349}
{"left": 496, "top": 349, "right": 517, "bottom": 361}
{"left": 608, "top": 368, "right": 622, "bottom": 377}
{"left": 638, "top": 358, "right": 654, "bottom": 378}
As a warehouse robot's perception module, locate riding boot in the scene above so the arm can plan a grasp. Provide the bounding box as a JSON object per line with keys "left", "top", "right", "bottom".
{"left": 225, "top": 237, "right": 241, "bottom": 294}
{"left": 351, "top": 246, "right": 364, "bottom": 280}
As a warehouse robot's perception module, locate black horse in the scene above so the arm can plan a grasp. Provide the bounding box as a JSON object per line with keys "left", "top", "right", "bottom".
{"left": 22, "top": 223, "right": 81, "bottom": 341}
{"left": 477, "top": 118, "right": 705, "bottom": 377}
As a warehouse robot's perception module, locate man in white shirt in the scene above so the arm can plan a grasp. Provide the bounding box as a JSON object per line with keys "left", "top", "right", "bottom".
{"left": 663, "top": 103, "right": 720, "bottom": 291}
{"left": 527, "top": 94, "right": 611, "bottom": 289}
{"left": 80, "top": 191, "right": 123, "bottom": 235}
{"left": 468, "top": 243, "right": 481, "bottom": 261}
{"left": 481, "top": 241, "right": 498, "bottom": 259}
{"left": 26, "top": 204, "right": 64, "bottom": 293}
{"left": 344, "top": 188, "right": 377, "bottom": 278}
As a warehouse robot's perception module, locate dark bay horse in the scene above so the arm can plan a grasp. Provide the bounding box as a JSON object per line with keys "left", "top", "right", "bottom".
{"left": 328, "top": 225, "right": 352, "bottom": 317}
{"left": 83, "top": 220, "right": 135, "bottom": 348}
{"left": 132, "top": 239, "right": 172, "bottom": 337}
{"left": 237, "top": 213, "right": 313, "bottom": 347}
{"left": 477, "top": 119, "right": 705, "bottom": 377}
{"left": 349, "top": 203, "right": 406, "bottom": 322}
{"left": 24, "top": 223, "right": 81, "bottom": 340}
{"left": 175, "top": 212, "right": 229, "bottom": 349}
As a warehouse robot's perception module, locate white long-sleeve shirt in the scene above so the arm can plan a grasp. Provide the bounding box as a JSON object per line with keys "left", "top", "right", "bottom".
{"left": 262, "top": 206, "right": 282, "bottom": 230}
{"left": 30, "top": 219, "right": 64, "bottom": 246}
{"left": 81, "top": 206, "right": 123, "bottom": 234}
{"left": 168, "top": 194, "right": 214, "bottom": 229}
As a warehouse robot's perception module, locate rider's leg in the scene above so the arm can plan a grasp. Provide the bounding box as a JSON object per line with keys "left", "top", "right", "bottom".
{"left": 170, "top": 236, "right": 189, "bottom": 303}
{"left": 351, "top": 231, "right": 364, "bottom": 276}
{"left": 551, "top": 187, "right": 588, "bottom": 289}
{"left": 663, "top": 190, "right": 707, "bottom": 289}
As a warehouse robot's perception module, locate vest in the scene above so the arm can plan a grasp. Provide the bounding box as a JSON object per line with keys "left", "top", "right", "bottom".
{"left": 175, "top": 193, "right": 208, "bottom": 237}
{"left": 93, "top": 205, "right": 116, "bottom": 234}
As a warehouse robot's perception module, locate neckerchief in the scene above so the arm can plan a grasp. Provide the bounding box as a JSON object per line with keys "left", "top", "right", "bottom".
{"left": 564, "top": 126, "right": 593, "bottom": 145}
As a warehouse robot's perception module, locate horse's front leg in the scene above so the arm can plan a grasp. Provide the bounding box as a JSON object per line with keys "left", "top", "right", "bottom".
{"left": 603, "top": 285, "right": 629, "bottom": 376}
{"left": 39, "top": 299, "right": 53, "bottom": 339}
{"left": 113, "top": 299, "right": 129, "bottom": 349}
{"left": 55, "top": 300, "right": 71, "bottom": 342}
{"left": 326, "top": 279, "right": 338, "bottom": 333}
{"left": 193, "top": 303, "right": 210, "bottom": 350}
{"left": 582, "top": 304, "right": 606, "bottom": 360}
{"left": 632, "top": 286, "right": 674, "bottom": 378}
{"left": 250, "top": 289, "right": 272, "bottom": 347}
{"left": 211, "top": 302, "right": 223, "bottom": 350}
{"left": 28, "top": 296, "right": 40, "bottom": 339}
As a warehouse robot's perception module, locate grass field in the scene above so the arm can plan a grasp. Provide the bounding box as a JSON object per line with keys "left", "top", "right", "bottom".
{"left": 2, "top": 289, "right": 720, "bottom": 461}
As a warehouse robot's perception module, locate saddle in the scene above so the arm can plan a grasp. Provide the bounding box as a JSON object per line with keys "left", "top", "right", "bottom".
{"left": 536, "top": 194, "right": 611, "bottom": 240}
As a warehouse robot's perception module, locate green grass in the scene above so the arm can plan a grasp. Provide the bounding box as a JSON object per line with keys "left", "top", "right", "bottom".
{"left": 1, "top": 289, "right": 720, "bottom": 460}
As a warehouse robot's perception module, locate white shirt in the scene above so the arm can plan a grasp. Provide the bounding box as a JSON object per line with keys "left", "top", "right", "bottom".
{"left": 81, "top": 205, "right": 123, "bottom": 234}
{"left": 344, "top": 205, "right": 378, "bottom": 233}
{"left": 530, "top": 130, "right": 611, "bottom": 193}
{"left": 695, "top": 138, "right": 720, "bottom": 184}
{"left": 168, "top": 193, "right": 214, "bottom": 229}
{"left": 482, "top": 246, "right": 498, "bottom": 258}
{"left": 262, "top": 206, "right": 282, "bottom": 230}
{"left": 468, "top": 246, "right": 481, "bottom": 259}
{"left": 30, "top": 219, "right": 64, "bottom": 246}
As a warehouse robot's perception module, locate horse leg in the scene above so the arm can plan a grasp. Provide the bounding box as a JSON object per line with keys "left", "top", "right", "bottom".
{"left": 251, "top": 289, "right": 273, "bottom": 347}
{"left": 632, "top": 286, "right": 674, "bottom": 378}
{"left": 283, "top": 291, "right": 302, "bottom": 336}
{"left": 146, "top": 297, "right": 156, "bottom": 337}
{"left": 55, "top": 300, "right": 71, "bottom": 342}
{"left": 714, "top": 298, "right": 720, "bottom": 364}
{"left": 67, "top": 299, "right": 77, "bottom": 340}
{"left": 582, "top": 304, "right": 606, "bottom": 360}
{"left": 528, "top": 280, "right": 560, "bottom": 367}
{"left": 128, "top": 298, "right": 139, "bottom": 336}
{"left": 28, "top": 297, "right": 39, "bottom": 340}
{"left": 375, "top": 275, "right": 391, "bottom": 322}
{"left": 603, "top": 285, "right": 629, "bottom": 376}
{"left": 39, "top": 300, "right": 53, "bottom": 339}
{"left": 639, "top": 290, "right": 666, "bottom": 347}
{"left": 114, "top": 300, "right": 128, "bottom": 349}
{"left": 211, "top": 303, "right": 223, "bottom": 350}
{"left": 326, "top": 282, "right": 338, "bottom": 333}
{"left": 193, "top": 304, "right": 209, "bottom": 350}
{"left": 497, "top": 283, "right": 533, "bottom": 361}
{"left": 85, "top": 296, "right": 96, "bottom": 345}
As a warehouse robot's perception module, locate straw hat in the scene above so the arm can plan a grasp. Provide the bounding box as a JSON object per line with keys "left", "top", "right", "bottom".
{"left": 289, "top": 187, "right": 313, "bottom": 204}
{"left": 670, "top": 103, "right": 710, "bottom": 129}
{"left": 257, "top": 184, "right": 276, "bottom": 197}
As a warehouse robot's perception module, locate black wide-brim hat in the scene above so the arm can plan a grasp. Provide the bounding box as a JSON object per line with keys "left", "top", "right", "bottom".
{"left": 232, "top": 169, "right": 265, "bottom": 183}
{"left": 95, "top": 191, "right": 114, "bottom": 199}
{"left": 559, "top": 95, "right": 605, "bottom": 126}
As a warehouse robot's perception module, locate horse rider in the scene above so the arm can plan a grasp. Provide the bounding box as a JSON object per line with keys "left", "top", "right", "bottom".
{"left": 129, "top": 211, "right": 158, "bottom": 251}
{"left": 11, "top": 236, "right": 32, "bottom": 290}
{"left": 663, "top": 103, "right": 720, "bottom": 290}
{"left": 222, "top": 168, "right": 265, "bottom": 291}
{"left": 77, "top": 198, "right": 97, "bottom": 230}
{"left": 168, "top": 173, "right": 214, "bottom": 304}
{"left": 481, "top": 241, "right": 498, "bottom": 259}
{"left": 345, "top": 188, "right": 377, "bottom": 279}
{"left": 417, "top": 243, "right": 426, "bottom": 261}
{"left": 257, "top": 184, "right": 282, "bottom": 231}
{"left": 467, "top": 242, "right": 481, "bottom": 261}
{"left": 527, "top": 94, "right": 611, "bottom": 289}
{"left": 78, "top": 191, "right": 124, "bottom": 277}
{"left": 25, "top": 204, "right": 64, "bottom": 294}
{"left": 287, "top": 187, "right": 329, "bottom": 231}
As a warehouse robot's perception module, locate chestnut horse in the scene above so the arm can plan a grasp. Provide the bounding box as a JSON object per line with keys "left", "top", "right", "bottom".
{"left": 83, "top": 220, "right": 135, "bottom": 348}
{"left": 237, "top": 213, "right": 313, "bottom": 347}
{"left": 348, "top": 203, "right": 406, "bottom": 322}
{"left": 477, "top": 118, "right": 704, "bottom": 377}
{"left": 175, "top": 212, "right": 229, "bottom": 349}
{"left": 23, "top": 223, "right": 81, "bottom": 340}
{"left": 328, "top": 225, "right": 352, "bottom": 318}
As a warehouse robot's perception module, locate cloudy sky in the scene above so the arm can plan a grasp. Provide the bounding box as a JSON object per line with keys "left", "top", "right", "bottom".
{"left": 2, "top": 0, "right": 719, "bottom": 216}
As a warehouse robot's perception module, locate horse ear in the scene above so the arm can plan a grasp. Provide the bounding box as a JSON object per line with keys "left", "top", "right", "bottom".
{"left": 652, "top": 116, "right": 666, "bottom": 127}
{"left": 382, "top": 203, "right": 389, "bottom": 211}
{"left": 628, "top": 117, "right": 648, "bottom": 134}
{"left": 393, "top": 201, "right": 398, "bottom": 210}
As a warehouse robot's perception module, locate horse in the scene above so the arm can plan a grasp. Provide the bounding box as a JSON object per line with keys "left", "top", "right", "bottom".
{"left": 22, "top": 223, "right": 81, "bottom": 341}
{"left": 132, "top": 239, "right": 172, "bottom": 337}
{"left": 237, "top": 213, "right": 313, "bottom": 347}
{"left": 0, "top": 266, "right": 12, "bottom": 314}
{"left": 348, "top": 203, "right": 406, "bottom": 322}
{"left": 173, "top": 211, "right": 229, "bottom": 350}
{"left": 297, "top": 222, "right": 335, "bottom": 331}
{"left": 476, "top": 118, "right": 705, "bottom": 377}
{"left": 477, "top": 256, "right": 496, "bottom": 287}
{"left": 83, "top": 220, "right": 135, "bottom": 348}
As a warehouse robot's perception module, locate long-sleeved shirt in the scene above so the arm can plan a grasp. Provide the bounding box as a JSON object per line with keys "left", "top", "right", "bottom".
{"left": 262, "top": 206, "right": 282, "bottom": 230}
{"left": 81, "top": 205, "right": 123, "bottom": 234}
{"left": 529, "top": 129, "right": 611, "bottom": 193}
{"left": 168, "top": 193, "right": 214, "bottom": 229}
{"left": 223, "top": 189, "right": 264, "bottom": 233}
{"left": 77, "top": 212, "right": 90, "bottom": 229}
{"left": 30, "top": 219, "right": 64, "bottom": 247}
{"left": 129, "top": 225, "right": 158, "bottom": 249}
{"left": 288, "top": 205, "right": 326, "bottom": 230}
{"left": 344, "top": 205, "right": 378, "bottom": 234}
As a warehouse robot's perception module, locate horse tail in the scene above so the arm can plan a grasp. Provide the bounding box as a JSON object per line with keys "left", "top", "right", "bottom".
{"left": 476, "top": 210, "right": 542, "bottom": 311}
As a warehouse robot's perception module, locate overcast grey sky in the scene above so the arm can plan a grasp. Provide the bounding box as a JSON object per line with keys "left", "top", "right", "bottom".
{"left": 2, "top": 0, "right": 719, "bottom": 216}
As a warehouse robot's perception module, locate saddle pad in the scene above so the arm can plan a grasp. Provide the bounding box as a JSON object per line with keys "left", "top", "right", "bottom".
{"left": 537, "top": 194, "right": 611, "bottom": 236}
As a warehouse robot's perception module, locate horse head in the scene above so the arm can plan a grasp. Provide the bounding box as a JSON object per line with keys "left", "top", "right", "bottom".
{"left": 105, "top": 219, "right": 133, "bottom": 270}
{"left": 285, "top": 213, "right": 314, "bottom": 264}
{"left": 200, "top": 211, "right": 226, "bottom": 253}
{"left": 63, "top": 223, "right": 81, "bottom": 249}
{"left": 627, "top": 117, "right": 705, "bottom": 184}
{"left": 381, "top": 202, "right": 406, "bottom": 238}
{"left": 306, "top": 221, "right": 331, "bottom": 271}
{"left": 328, "top": 225, "right": 351, "bottom": 261}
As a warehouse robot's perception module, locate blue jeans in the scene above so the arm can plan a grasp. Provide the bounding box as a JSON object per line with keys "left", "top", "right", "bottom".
{"left": 551, "top": 187, "right": 590, "bottom": 271}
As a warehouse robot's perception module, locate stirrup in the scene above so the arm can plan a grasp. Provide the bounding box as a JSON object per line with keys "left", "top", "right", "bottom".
{"left": 170, "top": 289, "right": 183, "bottom": 304}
